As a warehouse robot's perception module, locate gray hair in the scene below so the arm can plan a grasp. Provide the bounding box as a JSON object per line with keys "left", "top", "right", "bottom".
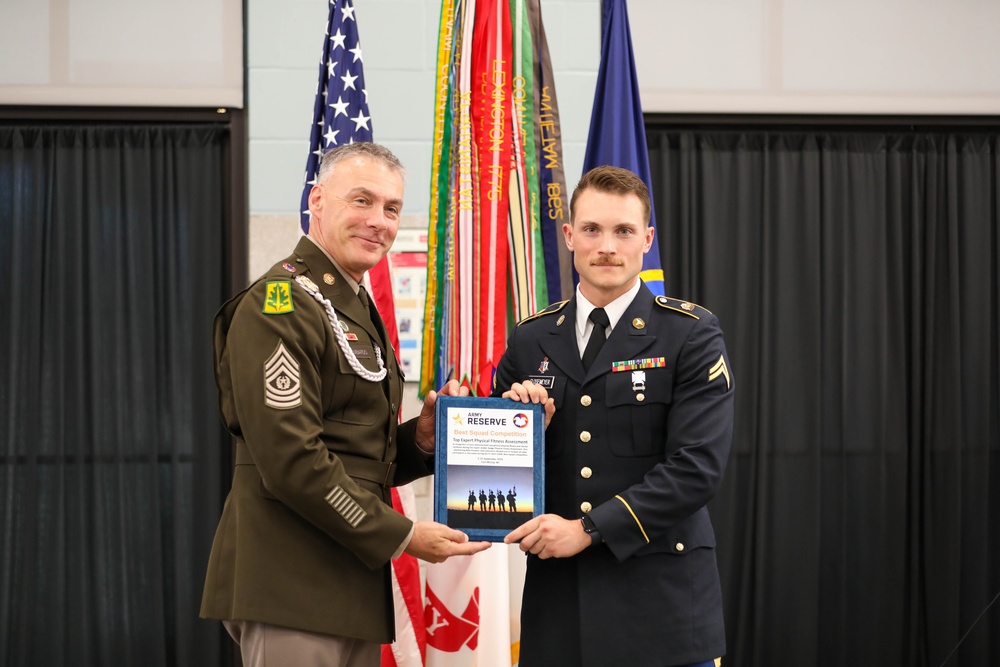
{"left": 316, "top": 142, "right": 406, "bottom": 184}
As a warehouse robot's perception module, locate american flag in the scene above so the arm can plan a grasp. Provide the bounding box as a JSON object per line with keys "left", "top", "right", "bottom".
{"left": 300, "top": 0, "right": 373, "bottom": 233}
{"left": 297, "top": 3, "right": 426, "bottom": 665}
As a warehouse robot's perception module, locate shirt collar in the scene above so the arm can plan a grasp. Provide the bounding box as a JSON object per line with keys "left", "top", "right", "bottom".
{"left": 304, "top": 235, "right": 361, "bottom": 295}
{"left": 575, "top": 279, "right": 642, "bottom": 340}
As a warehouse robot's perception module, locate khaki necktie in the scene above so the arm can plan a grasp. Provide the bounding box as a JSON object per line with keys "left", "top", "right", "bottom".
{"left": 357, "top": 285, "right": 386, "bottom": 348}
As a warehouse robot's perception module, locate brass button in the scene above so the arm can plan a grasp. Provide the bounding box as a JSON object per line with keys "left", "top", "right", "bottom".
{"left": 675, "top": 542, "right": 685, "bottom": 552}
{"left": 580, "top": 467, "right": 593, "bottom": 479}
{"left": 580, "top": 501, "right": 592, "bottom": 513}
{"left": 580, "top": 431, "right": 591, "bottom": 443}
{"left": 580, "top": 395, "right": 592, "bottom": 407}
{"left": 636, "top": 393, "right": 645, "bottom": 402}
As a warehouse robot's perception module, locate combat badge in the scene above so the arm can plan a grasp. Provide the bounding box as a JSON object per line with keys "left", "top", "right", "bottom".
{"left": 263, "top": 281, "right": 294, "bottom": 314}
{"left": 264, "top": 341, "right": 301, "bottom": 409}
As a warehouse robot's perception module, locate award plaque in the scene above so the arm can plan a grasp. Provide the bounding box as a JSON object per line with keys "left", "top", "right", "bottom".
{"left": 433, "top": 396, "right": 545, "bottom": 542}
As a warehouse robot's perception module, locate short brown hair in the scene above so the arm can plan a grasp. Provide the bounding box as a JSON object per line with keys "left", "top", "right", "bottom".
{"left": 570, "top": 165, "right": 651, "bottom": 225}
{"left": 317, "top": 142, "right": 406, "bottom": 184}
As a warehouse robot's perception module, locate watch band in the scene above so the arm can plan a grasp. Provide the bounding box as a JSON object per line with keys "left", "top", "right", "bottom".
{"left": 581, "top": 514, "right": 602, "bottom": 545}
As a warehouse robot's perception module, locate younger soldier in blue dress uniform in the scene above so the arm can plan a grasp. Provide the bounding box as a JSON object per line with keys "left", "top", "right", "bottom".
{"left": 496, "top": 165, "right": 734, "bottom": 667}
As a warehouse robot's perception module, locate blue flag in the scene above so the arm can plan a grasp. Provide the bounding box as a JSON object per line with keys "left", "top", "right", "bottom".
{"left": 581, "top": 0, "right": 664, "bottom": 296}
{"left": 300, "top": 0, "right": 373, "bottom": 233}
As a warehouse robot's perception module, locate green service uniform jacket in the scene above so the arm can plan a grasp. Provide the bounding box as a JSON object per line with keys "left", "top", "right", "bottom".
{"left": 200, "top": 237, "right": 432, "bottom": 643}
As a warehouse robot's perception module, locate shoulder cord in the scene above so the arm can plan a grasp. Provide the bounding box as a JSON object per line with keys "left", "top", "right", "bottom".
{"left": 294, "top": 276, "right": 387, "bottom": 383}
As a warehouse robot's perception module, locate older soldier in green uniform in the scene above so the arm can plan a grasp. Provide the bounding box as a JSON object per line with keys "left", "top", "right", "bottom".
{"left": 201, "top": 143, "right": 490, "bottom": 667}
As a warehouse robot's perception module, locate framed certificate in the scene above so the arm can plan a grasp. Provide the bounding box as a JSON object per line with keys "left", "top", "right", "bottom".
{"left": 433, "top": 396, "right": 545, "bottom": 542}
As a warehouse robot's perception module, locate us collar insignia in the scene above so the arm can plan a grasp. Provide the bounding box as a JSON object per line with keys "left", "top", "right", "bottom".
{"left": 611, "top": 357, "right": 666, "bottom": 372}
{"left": 323, "top": 273, "right": 336, "bottom": 285}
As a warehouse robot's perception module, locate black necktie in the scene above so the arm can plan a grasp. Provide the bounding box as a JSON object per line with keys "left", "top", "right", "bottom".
{"left": 581, "top": 307, "right": 610, "bottom": 371}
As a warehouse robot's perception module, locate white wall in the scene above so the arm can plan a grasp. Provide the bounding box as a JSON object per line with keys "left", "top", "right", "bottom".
{"left": 632, "top": 0, "right": 1000, "bottom": 114}
{"left": 0, "top": 0, "right": 243, "bottom": 106}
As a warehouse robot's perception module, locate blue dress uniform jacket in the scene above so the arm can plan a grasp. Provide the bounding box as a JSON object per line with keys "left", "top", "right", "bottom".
{"left": 200, "top": 237, "right": 432, "bottom": 644}
{"left": 492, "top": 283, "right": 734, "bottom": 667}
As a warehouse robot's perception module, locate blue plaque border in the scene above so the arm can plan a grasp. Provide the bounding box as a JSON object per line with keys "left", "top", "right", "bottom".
{"left": 433, "top": 395, "right": 545, "bottom": 542}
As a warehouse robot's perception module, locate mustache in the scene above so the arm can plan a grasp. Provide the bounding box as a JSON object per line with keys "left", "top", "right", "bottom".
{"left": 590, "top": 258, "right": 623, "bottom": 267}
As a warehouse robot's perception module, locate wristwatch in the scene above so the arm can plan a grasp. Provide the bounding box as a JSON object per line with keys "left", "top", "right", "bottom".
{"left": 580, "top": 514, "right": 602, "bottom": 545}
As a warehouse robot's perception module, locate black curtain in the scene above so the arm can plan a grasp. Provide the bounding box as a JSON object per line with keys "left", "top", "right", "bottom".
{"left": 648, "top": 126, "right": 1000, "bottom": 667}
{"left": 0, "top": 124, "right": 231, "bottom": 666}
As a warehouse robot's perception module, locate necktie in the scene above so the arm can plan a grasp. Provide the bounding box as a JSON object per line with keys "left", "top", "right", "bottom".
{"left": 358, "top": 285, "right": 386, "bottom": 348}
{"left": 581, "top": 307, "right": 610, "bottom": 371}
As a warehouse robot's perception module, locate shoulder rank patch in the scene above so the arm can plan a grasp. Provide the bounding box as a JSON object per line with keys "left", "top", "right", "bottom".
{"left": 655, "top": 295, "right": 712, "bottom": 319}
{"left": 263, "top": 280, "right": 294, "bottom": 314}
{"left": 708, "top": 354, "right": 731, "bottom": 390}
{"left": 264, "top": 341, "right": 301, "bottom": 409}
{"left": 517, "top": 299, "right": 569, "bottom": 327}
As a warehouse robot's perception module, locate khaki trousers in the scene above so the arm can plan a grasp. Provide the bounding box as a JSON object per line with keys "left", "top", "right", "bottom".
{"left": 224, "top": 620, "right": 380, "bottom": 667}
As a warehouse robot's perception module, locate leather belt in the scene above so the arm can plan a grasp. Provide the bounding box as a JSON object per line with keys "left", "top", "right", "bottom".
{"left": 235, "top": 440, "right": 396, "bottom": 487}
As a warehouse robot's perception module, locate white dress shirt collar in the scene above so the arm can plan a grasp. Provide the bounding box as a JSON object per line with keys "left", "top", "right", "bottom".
{"left": 575, "top": 279, "right": 643, "bottom": 353}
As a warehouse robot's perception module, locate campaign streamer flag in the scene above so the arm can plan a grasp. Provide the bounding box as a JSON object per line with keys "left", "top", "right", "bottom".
{"left": 421, "top": 0, "right": 566, "bottom": 665}
{"left": 581, "top": 0, "right": 664, "bottom": 295}
{"left": 528, "top": 0, "right": 572, "bottom": 302}
{"left": 420, "top": 0, "right": 565, "bottom": 399}
{"left": 298, "top": 2, "right": 426, "bottom": 666}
